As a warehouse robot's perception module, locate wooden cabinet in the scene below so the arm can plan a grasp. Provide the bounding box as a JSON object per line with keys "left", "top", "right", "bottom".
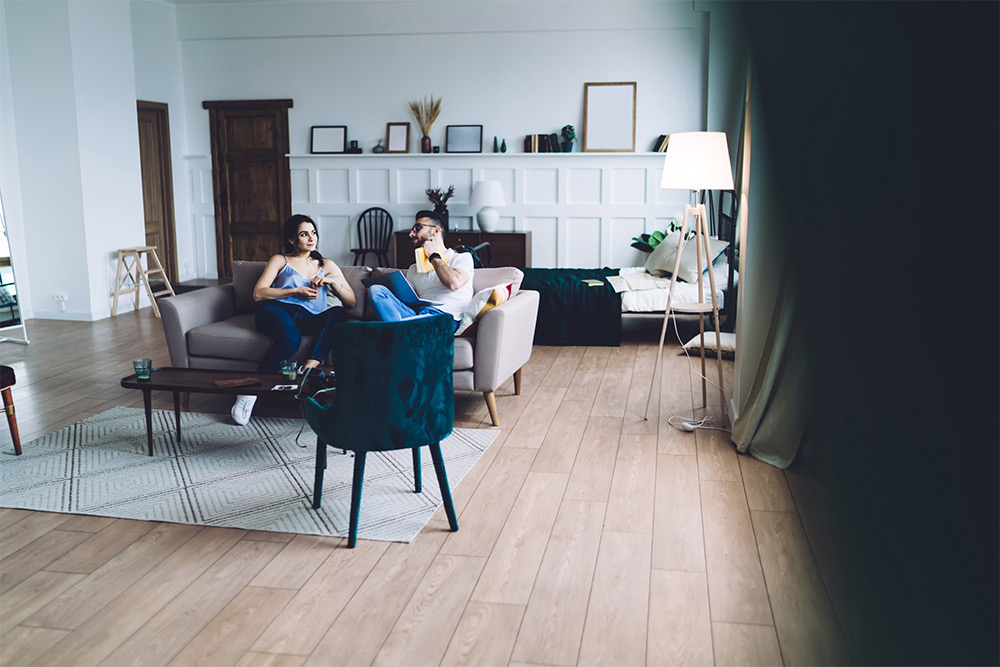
{"left": 392, "top": 231, "right": 531, "bottom": 269}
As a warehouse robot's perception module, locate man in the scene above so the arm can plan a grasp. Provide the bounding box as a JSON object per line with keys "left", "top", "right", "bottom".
{"left": 368, "top": 210, "right": 473, "bottom": 331}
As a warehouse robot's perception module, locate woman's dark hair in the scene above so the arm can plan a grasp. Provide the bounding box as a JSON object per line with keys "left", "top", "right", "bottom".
{"left": 282, "top": 214, "right": 324, "bottom": 265}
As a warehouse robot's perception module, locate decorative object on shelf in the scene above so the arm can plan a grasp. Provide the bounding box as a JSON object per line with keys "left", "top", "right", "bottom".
{"left": 644, "top": 131, "right": 734, "bottom": 419}
{"left": 372, "top": 138, "right": 386, "bottom": 154}
{"left": 445, "top": 125, "right": 483, "bottom": 153}
{"left": 523, "top": 133, "right": 562, "bottom": 153}
{"left": 409, "top": 95, "right": 442, "bottom": 154}
{"left": 652, "top": 134, "right": 670, "bottom": 152}
{"left": 583, "top": 82, "right": 637, "bottom": 152}
{"left": 310, "top": 125, "right": 347, "bottom": 154}
{"left": 500, "top": 139, "right": 506, "bottom": 153}
{"left": 426, "top": 185, "right": 455, "bottom": 232}
{"left": 386, "top": 122, "right": 410, "bottom": 153}
{"left": 562, "top": 125, "right": 576, "bottom": 152}
{"left": 493, "top": 136, "right": 499, "bottom": 153}
{"left": 433, "top": 146, "right": 440, "bottom": 153}
{"left": 470, "top": 181, "right": 505, "bottom": 233}
{"left": 346, "top": 140, "right": 363, "bottom": 154}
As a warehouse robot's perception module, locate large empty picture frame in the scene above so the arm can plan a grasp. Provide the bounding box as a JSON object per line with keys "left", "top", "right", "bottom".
{"left": 583, "top": 82, "right": 637, "bottom": 152}
{"left": 445, "top": 125, "right": 483, "bottom": 153}
{"left": 386, "top": 122, "right": 410, "bottom": 153}
{"left": 311, "top": 126, "right": 347, "bottom": 154}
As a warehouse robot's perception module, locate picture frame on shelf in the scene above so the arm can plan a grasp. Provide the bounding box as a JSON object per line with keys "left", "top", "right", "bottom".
{"left": 445, "top": 125, "right": 483, "bottom": 153}
{"left": 310, "top": 126, "right": 347, "bottom": 154}
{"left": 386, "top": 122, "right": 410, "bottom": 153}
{"left": 583, "top": 82, "right": 637, "bottom": 152}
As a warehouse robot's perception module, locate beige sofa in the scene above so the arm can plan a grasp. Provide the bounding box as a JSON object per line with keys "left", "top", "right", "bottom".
{"left": 158, "top": 261, "right": 539, "bottom": 426}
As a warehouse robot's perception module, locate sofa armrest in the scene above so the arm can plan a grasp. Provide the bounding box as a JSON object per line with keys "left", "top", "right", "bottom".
{"left": 159, "top": 285, "right": 237, "bottom": 368}
{"left": 473, "top": 289, "right": 539, "bottom": 392}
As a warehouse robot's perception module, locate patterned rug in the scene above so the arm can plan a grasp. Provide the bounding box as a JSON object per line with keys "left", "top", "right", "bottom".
{"left": 0, "top": 406, "right": 497, "bottom": 542}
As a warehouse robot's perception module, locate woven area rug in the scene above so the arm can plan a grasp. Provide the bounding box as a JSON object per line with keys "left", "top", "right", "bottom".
{"left": 0, "top": 406, "right": 497, "bottom": 542}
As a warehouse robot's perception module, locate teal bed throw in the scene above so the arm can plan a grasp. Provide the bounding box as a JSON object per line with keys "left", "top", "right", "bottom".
{"left": 520, "top": 268, "right": 621, "bottom": 346}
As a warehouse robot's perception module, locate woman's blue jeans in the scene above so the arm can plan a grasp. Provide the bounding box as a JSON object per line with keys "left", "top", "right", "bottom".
{"left": 255, "top": 301, "right": 348, "bottom": 373}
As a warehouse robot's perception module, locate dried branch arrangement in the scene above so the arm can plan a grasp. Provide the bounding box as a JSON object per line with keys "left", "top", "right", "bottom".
{"left": 426, "top": 185, "right": 455, "bottom": 208}
{"left": 409, "top": 95, "right": 442, "bottom": 136}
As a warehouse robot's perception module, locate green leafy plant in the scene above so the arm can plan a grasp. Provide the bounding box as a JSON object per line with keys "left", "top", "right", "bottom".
{"left": 630, "top": 218, "right": 684, "bottom": 252}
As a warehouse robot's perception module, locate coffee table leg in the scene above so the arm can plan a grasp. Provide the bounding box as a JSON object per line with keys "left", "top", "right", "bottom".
{"left": 173, "top": 391, "right": 181, "bottom": 443}
{"left": 143, "top": 389, "right": 153, "bottom": 456}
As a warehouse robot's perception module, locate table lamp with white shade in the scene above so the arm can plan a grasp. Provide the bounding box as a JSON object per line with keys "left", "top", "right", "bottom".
{"left": 644, "top": 131, "right": 735, "bottom": 419}
{"left": 470, "top": 180, "right": 505, "bottom": 232}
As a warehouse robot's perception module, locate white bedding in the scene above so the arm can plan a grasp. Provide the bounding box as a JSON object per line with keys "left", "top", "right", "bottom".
{"left": 616, "top": 266, "right": 736, "bottom": 313}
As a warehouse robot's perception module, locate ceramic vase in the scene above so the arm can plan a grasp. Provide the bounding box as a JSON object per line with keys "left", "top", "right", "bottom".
{"left": 421, "top": 135, "right": 432, "bottom": 153}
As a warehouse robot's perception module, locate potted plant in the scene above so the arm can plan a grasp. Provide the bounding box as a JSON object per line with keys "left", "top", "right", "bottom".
{"left": 409, "top": 95, "right": 442, "bottom": 154}
{"left": 426, "top": 185, "right": 455, "bottom": 232}
{"left": 561, "top": 125, "right": 576, "bottom": 152}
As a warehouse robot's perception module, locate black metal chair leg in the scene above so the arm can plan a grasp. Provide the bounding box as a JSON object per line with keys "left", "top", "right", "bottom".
{"left": 312, "top": 436, "right": 326, "bottom": 509}
{"left": 429, "top": 442, "right": 458, "bottom": 532}
{"left": 412, "top": 447, "right": 422, "bottom": 493}
{"left": 347, "top": 451, "right": 367, "bottom": 548}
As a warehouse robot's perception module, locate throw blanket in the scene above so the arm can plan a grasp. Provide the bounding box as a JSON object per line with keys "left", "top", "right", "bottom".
{"left": 520, "top": 268, "right": 621, "bottom": 346}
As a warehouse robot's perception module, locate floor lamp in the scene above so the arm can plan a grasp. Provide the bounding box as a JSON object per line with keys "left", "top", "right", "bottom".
{"left": 644, "top": 132, "right": 734, "bottom": 420}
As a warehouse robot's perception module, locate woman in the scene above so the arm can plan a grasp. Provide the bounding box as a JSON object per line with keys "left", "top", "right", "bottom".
{"left": 231, "top": 214, "right": 356, "bottom": 425}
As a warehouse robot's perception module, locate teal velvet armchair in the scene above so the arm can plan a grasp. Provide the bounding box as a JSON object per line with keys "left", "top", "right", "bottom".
{"left": 303, "top": 314, "right": 459, "bottom": 548}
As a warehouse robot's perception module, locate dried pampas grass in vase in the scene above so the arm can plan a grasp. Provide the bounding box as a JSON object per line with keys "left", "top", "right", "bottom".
{"left": 409, "top": 95, "right": 442, "bottom": 153}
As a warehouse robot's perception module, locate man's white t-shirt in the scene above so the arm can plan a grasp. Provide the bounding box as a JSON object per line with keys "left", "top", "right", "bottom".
{"left": 406, "top": 249, "right": 474, "bottom": 321}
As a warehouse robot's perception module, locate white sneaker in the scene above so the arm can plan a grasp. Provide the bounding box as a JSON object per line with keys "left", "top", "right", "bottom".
{"left": 231, "top": 394, "right": 257, "bottom": 425}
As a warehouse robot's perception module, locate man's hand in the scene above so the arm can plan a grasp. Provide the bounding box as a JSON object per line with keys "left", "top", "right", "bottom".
{"left": 421, "top": 236, "right": 446, "bottom": 256}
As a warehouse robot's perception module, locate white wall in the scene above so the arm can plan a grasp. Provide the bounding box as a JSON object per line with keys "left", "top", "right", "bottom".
{"left": 174, "top": 0, "right": 709, "bottom": 274}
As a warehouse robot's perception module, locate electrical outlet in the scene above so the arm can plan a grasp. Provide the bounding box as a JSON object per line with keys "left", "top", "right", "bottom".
{"left": 54, "top": 293, "right": 67, "bottom": 302}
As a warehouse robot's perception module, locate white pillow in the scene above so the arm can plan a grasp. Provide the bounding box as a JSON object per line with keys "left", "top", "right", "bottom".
{"left": 682, "top": 331, "right": 736, "bottom": 360}
{"left": 454, "top": 282, "right": 513, "bottom": 336}
{"left": 644, "top": 231, "right": 729, "bottom": 283}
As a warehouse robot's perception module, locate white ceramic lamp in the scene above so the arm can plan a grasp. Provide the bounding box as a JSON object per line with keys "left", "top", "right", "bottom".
{"left": 470, "top": 180, "right": 505, "bottom": 233}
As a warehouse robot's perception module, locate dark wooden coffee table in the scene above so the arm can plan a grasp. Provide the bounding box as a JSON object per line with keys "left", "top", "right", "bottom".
{"left": 121, "top": 367, "right": 297, "bottom": 456}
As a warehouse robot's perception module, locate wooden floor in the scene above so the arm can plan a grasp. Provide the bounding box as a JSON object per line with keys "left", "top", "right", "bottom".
{"left": 0, "top": 312, "right": 851, "bottom": 666}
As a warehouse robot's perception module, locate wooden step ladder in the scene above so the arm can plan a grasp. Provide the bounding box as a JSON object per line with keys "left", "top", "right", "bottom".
{"left": 111, "top": 246, "right": 175, "bottom": 318}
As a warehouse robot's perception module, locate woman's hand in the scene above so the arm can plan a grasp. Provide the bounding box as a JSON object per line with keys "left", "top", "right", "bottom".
{"left": 297, "top": 285, "right": 320, "bottom": 299}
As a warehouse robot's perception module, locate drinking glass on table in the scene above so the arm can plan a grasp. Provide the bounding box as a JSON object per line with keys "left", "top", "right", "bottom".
{"left": 133, "top": 358, "right": 152, "bottom": 381}
{"left": 280, "top": 360, "right": 298, "bottom": 382}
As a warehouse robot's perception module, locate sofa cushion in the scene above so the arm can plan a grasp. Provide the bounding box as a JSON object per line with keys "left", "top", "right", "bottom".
{"left": 474, "top": 266, "right": 523, "bottom": 296}
{"left": 188, "top": 314, "right": 274, "bottom": 362}
{"left": 339, "top": 266, "right": 371, "bottom": 320}
{"left": 453, "top": 336, "right": 474, "bottom": 370}
{"left": 233, "top": 261, "right": 266, "bottom": 314}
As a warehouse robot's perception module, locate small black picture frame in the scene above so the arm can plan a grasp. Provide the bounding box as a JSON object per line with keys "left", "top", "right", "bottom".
{"left": 445, "top": 125, "right": 483, "bottom": 153}
{"left": 310, "top": 126, "right": 347, "bottom": 154}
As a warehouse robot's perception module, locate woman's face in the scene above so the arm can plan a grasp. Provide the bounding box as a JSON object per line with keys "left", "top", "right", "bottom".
{"left": 290, "top": 222, "right": 318, "bottom": 254}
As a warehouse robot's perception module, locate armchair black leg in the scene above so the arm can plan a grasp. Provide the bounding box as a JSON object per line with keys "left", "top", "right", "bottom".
{"left": 312, "top": 436, "right": 326, "bottom": 509}
{"left": 412, "top": 447, "right": 422, "bottom": 493}
{"left": 347, "top": 451, "right": 367, "bottom": 548}
{"left": 428, "top": 441, "right": 458, "bottom": 532}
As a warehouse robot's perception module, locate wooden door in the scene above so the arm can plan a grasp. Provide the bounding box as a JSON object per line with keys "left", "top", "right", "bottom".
{"left": 203, "top": 99, "right": 293, "bottom": 278}
{"left": 136, "top": 101, "right": 177, "bottom": 282}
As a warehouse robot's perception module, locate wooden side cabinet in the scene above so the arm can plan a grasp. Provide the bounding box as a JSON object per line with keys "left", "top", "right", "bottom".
{"left": 392, "top": 231, "right": 531, "bottom": 269}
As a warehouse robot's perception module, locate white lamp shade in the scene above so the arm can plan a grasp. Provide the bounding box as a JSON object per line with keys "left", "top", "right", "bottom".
{"left": 470, "top": 180, "right": 505, "bottom": 207}
{"left": 659, "top": 131, "right": 735, "bottom": 191}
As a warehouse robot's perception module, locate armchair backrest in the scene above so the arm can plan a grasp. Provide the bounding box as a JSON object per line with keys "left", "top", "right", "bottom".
{"left": 304, "top": 314, "right": 455, "bottom": 452}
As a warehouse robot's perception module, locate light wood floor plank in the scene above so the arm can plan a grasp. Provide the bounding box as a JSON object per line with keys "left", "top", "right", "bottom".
{"left": 622, "top": 342, "right": 659, "bottom": 435}
{"left": 0, "top": 529, "right": 90, "bottom": 594}
{"left": 531, "top": 400, "right": 591, "bottom": 474}
{"left": 440, "top": 601, "right": 524, "bottom": 667}
{"left": 56, "top": 515, "right": 118, "bottom": 533}
{"left": 563, "top": 416, "right": 621, "bottom": 503}
{"left": 590, "top": 345, "right": 636, "bottom": 418}
{"left": 540, "top": 347, "right": 586, "bottom": 388}
{"left": 235, "top": 651, "right": 307, "bottom": 667}
{"left": 712, "top": 622, "right": 783, "bottom": 667}
{"left": 372, "top": 554, "right": 486, "bottom": 667}
{"left": 604, "top": 433, "right": 657, "bottom": 534}
{"left": 250, "top": 539, "right": 389, "bottom": 656}
{"left": 249, "top": 534, "right": 340, "bottom": 590}
{"left": 31, "top": 526, "right": 245, "bottom": 666}
{"left": 22, "top": 523, "right": 203, "bottom": 631}
{"left": 0, "top": 570, "right": 85, "bottom": 636}
{"left": 168, "top": 585, "right": 298, "bottom": 667}
{"left": 701, "top": 481, "right": 772, "bottom": 626}
{"left": 0, "top": 625, "right": 70, "bottom": 666}
{"left": 578, "top": 530, "right": 651, "bottom": 667}
{"left": 646, "top": 569, "right": 714, "bottom": 666}
{"left": 0, "top": 511, "right": 71, "bottom": 559}
{"left": 511, "top": 500, "right": 606, "bottom": 666}
{"left": 440, "top": 447, "right": 535, "bottom": 558}
{"left": 46, "top": 519, "right": 155, "bottom": 574}
{"left": 563, "top": 346, "right": 611, "bottom": 403}
{"left": 0, "top": 507, "right": 30, "bottom": 530}
{"left": 303, "top": 531, "right": 448, "bottom": 667}
{"left": 428, "top": 428, "right": 507, "bottom": 529}
{"left": 696, "top": 427, "right": 741, "bottom": 482}
{"left": 658, "top": 390, "right": 697, "bottom": 456}
{"left": 740, "top": 456, "right": 795, "bottom": 512}
{"left": 751, "top": 510, "right": 851, "bottom": 665}
{"left": 470, "top": 471, "right": 567, "bottom": 605}
{"left": 652, "top": 454, "right": 705, "bottom": 573}
{"left": 505, "top": 386, "right": 567, "bottom": 449}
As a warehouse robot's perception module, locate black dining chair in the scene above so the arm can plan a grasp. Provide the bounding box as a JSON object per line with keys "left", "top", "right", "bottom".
{"left": 350, "top": 207, "right": 393, "bottom": 267}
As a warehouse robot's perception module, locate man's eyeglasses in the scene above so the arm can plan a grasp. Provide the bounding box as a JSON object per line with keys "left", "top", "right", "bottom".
{"left": 410, "top": 223, "right": 438, "bottom": 233}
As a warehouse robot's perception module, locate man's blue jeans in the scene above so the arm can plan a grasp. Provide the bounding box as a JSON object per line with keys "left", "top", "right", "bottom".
{"left": 255, "top": 301, "right": 348, "bottom": 373}
{"left": 368, "top": 285, "right": 459, "bottom": 332}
